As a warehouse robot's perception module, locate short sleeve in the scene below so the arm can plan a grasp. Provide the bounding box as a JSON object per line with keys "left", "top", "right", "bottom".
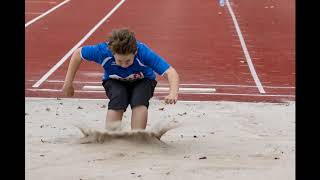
{"left": 139, "top": 43, "right": 170, "bottom": 76}
{"left": 80, "top": 45, "right": 103, "bottom": 64}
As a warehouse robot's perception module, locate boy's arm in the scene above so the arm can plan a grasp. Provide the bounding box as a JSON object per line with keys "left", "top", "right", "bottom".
{"left": 138, "top": 43, "right": 179, "bottom": 103}
{"left": 163, "top": 66, "right": 180, "bottom": 104}
{"left": 62, "top": 48, "right": 83, "bottom": 97}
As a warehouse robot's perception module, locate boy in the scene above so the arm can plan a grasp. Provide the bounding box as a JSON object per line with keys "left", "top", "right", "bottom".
{"left": 62, "top": 28, "right": 180, "bottom": 130}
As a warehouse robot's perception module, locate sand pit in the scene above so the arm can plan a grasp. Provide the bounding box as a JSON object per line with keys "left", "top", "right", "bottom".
{"left": 25, "top": 98, "right": 295, "bottom": 180}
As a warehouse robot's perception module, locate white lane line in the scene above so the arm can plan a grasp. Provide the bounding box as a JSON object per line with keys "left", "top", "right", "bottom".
{"left": 26, "top": 79, "right": 295, "bottom": 89}
{"left": 32, "top": 0, "right": 127, "bottom": 88}
{"left": 83, "top": 86, "right": 216, "bottom": 93}
{"left": 25, "top": 88, "right": 295, "bottom": 97}
{"left": 25, "top": 97, "right": 295, "bottom": 103}
{"left": 25, "top": 0, "right": 70, "bottom": 28}
{"left": 225, "top": 0, "right": 266, "bottom": 94}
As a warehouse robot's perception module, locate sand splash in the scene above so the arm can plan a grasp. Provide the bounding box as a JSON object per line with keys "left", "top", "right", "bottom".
{"left": 73, "top": 121, "right": 179, "bottom": 144}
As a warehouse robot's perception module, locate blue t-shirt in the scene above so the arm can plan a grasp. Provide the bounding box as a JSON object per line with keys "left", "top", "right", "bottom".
{"left": 80, "top": 41, "right": 170, "bottom": 81}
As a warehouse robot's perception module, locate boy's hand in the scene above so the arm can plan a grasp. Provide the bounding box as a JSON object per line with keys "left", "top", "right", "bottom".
{"left": 164, "top": 93, "right": 178, "bottom": 104}
{"left": 62, "top": 84, "right": 74, "bottom": 97}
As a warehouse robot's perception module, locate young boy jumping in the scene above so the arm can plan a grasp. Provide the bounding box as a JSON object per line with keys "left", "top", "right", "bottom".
{"left": 62, "top": 28, "right": 180, "bottom": 130}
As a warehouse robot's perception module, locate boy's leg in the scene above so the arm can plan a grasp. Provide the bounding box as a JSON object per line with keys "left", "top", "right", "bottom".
{"left": 130, "top": 79, "right": 157, "bottom": 130}
{"left": 106, "top": 110, "right": 124, "bottom": 131}
{"left": 102, "top": 79, "right": 129, "bottom": 130}
{"left": 131, "top": 105, "right": 148, "bottom": 129}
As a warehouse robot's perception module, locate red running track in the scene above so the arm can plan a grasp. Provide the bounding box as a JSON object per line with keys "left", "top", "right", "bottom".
{"left": 25, "top": 0, "right": 295, "bottom": 102}
{"left": 25, "top": 0, "right": 65, "bottom": 22}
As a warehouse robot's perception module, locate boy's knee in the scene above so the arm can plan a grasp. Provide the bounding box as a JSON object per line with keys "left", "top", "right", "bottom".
{"left": 131, "top": 104, "right": 148, "bottom": 110}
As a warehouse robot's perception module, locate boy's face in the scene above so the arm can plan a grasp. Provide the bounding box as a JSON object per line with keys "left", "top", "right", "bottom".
{"left": 114, "top": 53, "right": 136, "bottom": 68}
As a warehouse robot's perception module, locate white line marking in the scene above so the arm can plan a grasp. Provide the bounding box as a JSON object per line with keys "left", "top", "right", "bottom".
{"left": 25, "top": 97, "right": 295, "bottom": 103}
{"left": 83, "top": 86, "right": 216, "bottom": 93}
{"left": 225, "top": 0, "right": 266, "bottom": 94}
{"left": 25, "top": 88, "right": 295, "bottom": 97}
{"left": 31, "top": 0, "right": 127, "bottom": 88}
{"left": 157, "top": 87, "right": 216, "bottom": 93}
{"left": 25, "top": 0, "right": 70, "bottom": 28}
{"left": 26, "top": 79, "right": 295, "bottom": 89}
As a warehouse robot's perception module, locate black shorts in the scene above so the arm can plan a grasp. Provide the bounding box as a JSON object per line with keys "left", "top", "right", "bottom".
{"left": 102, "top": 78, "right": 157, "bottom": 111}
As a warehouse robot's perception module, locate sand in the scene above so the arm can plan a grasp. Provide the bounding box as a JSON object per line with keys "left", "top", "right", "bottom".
{"left": 25, "top": 97, "right": 295, "bottom": 180}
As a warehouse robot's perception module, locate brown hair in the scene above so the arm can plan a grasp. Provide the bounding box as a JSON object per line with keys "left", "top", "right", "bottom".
{"left": 107, "top": 28, "right": 137, "bottom": 55}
